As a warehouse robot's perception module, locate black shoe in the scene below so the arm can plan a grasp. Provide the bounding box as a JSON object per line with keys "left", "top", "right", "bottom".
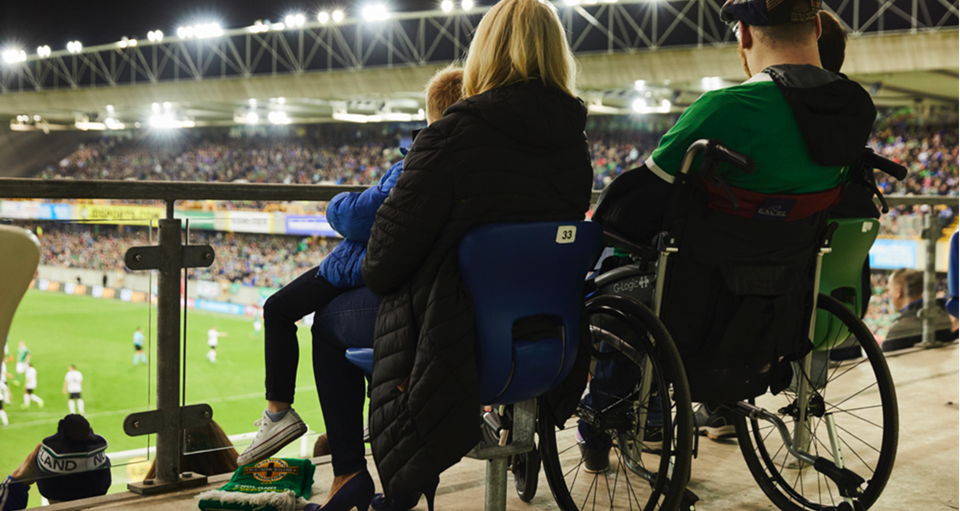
{"left": 578, "top": 443, "right": 611, "bottom": 473}
{"left": 694, "top": 404, "right": 737, "bottom": 440}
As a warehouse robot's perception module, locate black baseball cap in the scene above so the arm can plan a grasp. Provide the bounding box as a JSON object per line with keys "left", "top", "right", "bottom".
{"left": 721, "top": 0, "right": 822, "bottom": 26}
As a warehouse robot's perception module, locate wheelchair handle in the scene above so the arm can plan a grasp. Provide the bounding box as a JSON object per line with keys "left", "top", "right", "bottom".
{"left": 678, "top": 139, "right": 756, "bottom": 176}
{"left": 709, "top": 141, "right": 756, "bottom": 175}
{"left": 862, "top": 150, "right": 907, "bottom": 181}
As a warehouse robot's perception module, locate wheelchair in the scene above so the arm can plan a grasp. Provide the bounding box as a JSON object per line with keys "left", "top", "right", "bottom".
{"left": 523, "top": 140, "right": 904, "bottom": 511}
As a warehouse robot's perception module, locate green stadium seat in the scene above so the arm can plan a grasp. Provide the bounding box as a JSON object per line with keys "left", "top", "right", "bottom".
{"left": 812, "top": 218, "right": 880, "bottom": 350}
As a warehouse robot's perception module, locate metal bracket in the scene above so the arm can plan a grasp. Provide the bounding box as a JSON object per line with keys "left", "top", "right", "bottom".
{"left": 124, "top": 403, "right": 213, "bottom": 437}
{"left": 466, "top": 399, "right": 537, "bottom": 459}
{"left": 128, "top": 471, "right": 209, "bottom": 495}
{"left": 125, "top": 245, "right": 216, "bottom": 271}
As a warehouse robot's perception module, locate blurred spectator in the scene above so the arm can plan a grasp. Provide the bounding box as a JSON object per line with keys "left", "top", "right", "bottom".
{"left": 144, "top": 420, "right": 239, "bottom": 479}
{"left": 817, "top": 11, "right": 847, "bottom": 73}
{"left": 880, "top": 268, "right": 956, "bottom": 351}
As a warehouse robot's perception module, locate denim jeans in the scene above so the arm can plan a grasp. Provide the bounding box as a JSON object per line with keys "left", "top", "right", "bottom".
{"left": 310, "top": 286, "right": 382, "bottom": 475}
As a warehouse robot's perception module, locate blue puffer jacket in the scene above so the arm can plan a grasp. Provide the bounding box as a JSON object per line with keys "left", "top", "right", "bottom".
{"left": 317, "top": 154, "right": 404, "bottom": 289}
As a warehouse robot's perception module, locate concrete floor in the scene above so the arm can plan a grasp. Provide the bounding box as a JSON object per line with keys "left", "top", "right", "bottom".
{"left": 45, "top": 344, "right": 958, "bottom": 511}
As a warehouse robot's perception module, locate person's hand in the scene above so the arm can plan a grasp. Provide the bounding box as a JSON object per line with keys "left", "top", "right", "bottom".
{"left": 11, "top": 444, "right": 41, "bottom": 486}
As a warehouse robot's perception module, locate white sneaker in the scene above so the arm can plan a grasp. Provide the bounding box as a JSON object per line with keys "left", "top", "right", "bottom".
{"left": 236, "top": 408, "right": 308, "bottom": 466}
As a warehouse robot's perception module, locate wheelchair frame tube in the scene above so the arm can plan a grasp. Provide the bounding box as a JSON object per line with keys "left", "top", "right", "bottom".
{"left": 794, "top": 247, "right": 829, "bottom": 454}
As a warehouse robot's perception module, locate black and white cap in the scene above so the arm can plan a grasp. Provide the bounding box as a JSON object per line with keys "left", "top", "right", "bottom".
{"left": 35, "top": 414, "right": 112, "bottom": 501}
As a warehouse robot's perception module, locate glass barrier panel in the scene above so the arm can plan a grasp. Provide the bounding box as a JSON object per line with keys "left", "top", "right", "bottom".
{"left": 180, "top": 204, "right": 358, "bottom": 475}
{"left": 0, "top": 209, "right": 159, "bottom": 505}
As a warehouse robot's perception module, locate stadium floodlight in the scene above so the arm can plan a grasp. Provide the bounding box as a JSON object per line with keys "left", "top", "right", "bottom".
{"left": 563, "top": 0, "right": 580, "bottom": 5}
{"left": 461, "top": 0, "right": 474, "bottom": 9}
{"left": 661, "top": 99, "right": 671, "bottom": 108}
{"left": 147, "top": 30, "right": 164, "bottom": 42}
{"left": 249, "top": 20, "right": 271, "bottom": 33}
{"left": 152, "top": 102, "right": 161, "bottom": 113}
{"left": 105, "top": 118, "right": 125, "bottom": 130}
{"left": 33, "top": 115, "right": 41, "bottom": 121}
{"left": 632, "top": 98, "right": 647, "bottom": 113}
{"left": 277, "top": 97, "right": 286, "bottom": 104}
{"left": 195, "top": 23, "right": 223, "bottom": 38}
{"left": 381, "top": 112, "right": 414, "bottom": 122}
{"left": 584, "top": 0, "right": 598, "bottom": 4}
{"left": 333, "top": 112, "right": 370, "bottom": 123}
{"left": 245, "top": 111, "right": 259, "bottom": 124}
{"left": 67, "top": 41, "right": 83, "bottom": 53}
{"left": 701, "top": 76, "right": 723, "bottom": 91}
{"left": 106, "top": 105, "right": 115, "bottom": 112}
{"left": 634, "top": 80, "right": 646, "bottom": 91}
{"left": 285, "top": 13, "right": 306, "bottom": 27}
{"left": 362, "top": 4, "right": 389, "bottom": 21}
{"left": 441, "top": 0, "right": 453, "bottom": 12}
{"left": 332, "top": 10, "right": 345, "bottom": 22}
{"left": 37, "top": 45, "right": 52, "bottom": 58}
{"left": 149, "top": 114, "right": 194, "bottom": 129}
{"left": 268, "top": 111, "right": 291, "bottom": 124}
{"left": 163, "top": 101, "right": 172, "bottom": 110}
{"left": 318, "top": 11, "right": 330, "bottom": 23}
{"left": 2, "top": 49, "right": 27, "bottom": 64}
{"left": 249, "top": 98, "right": 257, "bottom": 107}
{"left": 118, "top": 37, "right": 131, "bottom": 48}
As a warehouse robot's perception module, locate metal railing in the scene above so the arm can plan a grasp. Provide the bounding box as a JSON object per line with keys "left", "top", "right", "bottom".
{"left": 0, "top": 176, "right": 954, "bottom": 494}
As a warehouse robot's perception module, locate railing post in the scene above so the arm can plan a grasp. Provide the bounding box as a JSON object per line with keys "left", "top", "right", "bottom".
{"left": 920, "top": 212, "right": 938, "bottom": 346}
{"left": 155, "top": 215, "right": 183, "bottom": 484}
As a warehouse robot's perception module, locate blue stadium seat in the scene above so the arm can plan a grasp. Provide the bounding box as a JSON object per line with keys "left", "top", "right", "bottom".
{"left": 948, "top": 230, "right": 958, "bottom": 319}
{"left": 345, "top": 221, "right": 603, "bottom": 405}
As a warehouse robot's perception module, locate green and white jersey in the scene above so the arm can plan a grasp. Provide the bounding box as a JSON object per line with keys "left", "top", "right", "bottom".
{"left": 647, "top": 72, "right": 846, "bottom": 193}
{"left": 16, "top": 345, "right": 29, "bottom": 363}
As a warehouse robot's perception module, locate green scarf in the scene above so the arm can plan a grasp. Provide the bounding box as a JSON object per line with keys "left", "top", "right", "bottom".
{"left": 197, "top": 458, "right": 315, "bottom": 511}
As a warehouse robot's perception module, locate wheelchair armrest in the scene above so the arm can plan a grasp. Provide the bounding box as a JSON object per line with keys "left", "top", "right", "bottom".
{"left": 603, "top": 229, "right": 658, "bottom": 261}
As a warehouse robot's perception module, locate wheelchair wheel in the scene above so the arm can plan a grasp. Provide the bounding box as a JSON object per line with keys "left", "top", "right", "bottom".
{"left": 539, "top": 294, "right": 694, "bottom": 511}
{"left": 512, "top": 448, "right": 540, "bottom": 502}
{"left": 736, "top": 294, "right": 899, "bottom": 510}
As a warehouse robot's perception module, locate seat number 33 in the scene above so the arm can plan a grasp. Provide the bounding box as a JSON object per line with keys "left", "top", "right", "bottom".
{"left": 555, "top": 225, "right": 577, "bottom": 244}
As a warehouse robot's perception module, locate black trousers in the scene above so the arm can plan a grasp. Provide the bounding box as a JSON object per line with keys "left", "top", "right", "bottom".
{"left": 263, "top": 266, "right": 343, "bottom": 404}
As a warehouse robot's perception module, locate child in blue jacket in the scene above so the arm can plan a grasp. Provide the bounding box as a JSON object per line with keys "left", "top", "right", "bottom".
{"left": 238, "top": 67, "right": 464, "bottom": 466}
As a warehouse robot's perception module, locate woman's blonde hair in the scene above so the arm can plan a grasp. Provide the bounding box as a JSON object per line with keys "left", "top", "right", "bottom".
{"left": 462, "top": 0, "right": 577, "bottom": 98}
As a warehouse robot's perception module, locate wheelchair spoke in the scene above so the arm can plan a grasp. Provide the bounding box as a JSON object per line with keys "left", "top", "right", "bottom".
{"left": 824, "top": 381, "right": 879, "bottom": 413}
{"left": 836, "top": 422, "right": 882, "bottom": 456}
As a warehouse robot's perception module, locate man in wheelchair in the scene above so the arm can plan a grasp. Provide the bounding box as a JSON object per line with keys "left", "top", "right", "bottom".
{"left": 589, "top": 0, "right": 878, "bottom": 453}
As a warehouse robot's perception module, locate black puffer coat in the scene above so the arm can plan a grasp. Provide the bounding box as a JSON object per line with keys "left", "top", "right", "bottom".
{"left": 361, "top": 80, "right": 593, "bottom": 497}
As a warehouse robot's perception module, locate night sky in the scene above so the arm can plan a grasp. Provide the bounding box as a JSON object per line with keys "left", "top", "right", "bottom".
{"left": 1, "top": 0, "right": 442, "bottom": 52}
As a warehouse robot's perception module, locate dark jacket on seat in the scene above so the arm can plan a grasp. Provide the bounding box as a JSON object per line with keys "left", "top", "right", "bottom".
{"left": 361, "top": 80, "right": 593, "bottom": 497}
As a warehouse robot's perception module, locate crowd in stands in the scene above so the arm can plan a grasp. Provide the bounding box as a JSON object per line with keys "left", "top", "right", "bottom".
{"left": 13, "top": 222, "right": 335, "bottom": 289}
{"left": 8, "top": 109, "right": 958, "bottom": 339}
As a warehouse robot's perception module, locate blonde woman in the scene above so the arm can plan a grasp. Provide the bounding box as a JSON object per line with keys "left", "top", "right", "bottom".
{"left": 360, "top": 0, "right": 591, "bottom": 509}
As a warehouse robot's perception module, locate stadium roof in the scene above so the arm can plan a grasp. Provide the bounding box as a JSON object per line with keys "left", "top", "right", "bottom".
{"left": 0, "top": 0, "right": 955, "bottom": 131}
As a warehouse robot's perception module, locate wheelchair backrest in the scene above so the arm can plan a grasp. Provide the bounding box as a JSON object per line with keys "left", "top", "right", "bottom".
{"left": 658, "top": 180, "right": 838, "bottom": 403}
{"left": 458, "top": 221, "right": 603, "bottom": 405}
{"left": 948, "top": 230, "right": 958, "bottom": 319}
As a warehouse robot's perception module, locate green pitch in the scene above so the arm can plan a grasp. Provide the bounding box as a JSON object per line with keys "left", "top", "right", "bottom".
{"left": 3, "top": 290, "right": 336, "bottom": 507}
